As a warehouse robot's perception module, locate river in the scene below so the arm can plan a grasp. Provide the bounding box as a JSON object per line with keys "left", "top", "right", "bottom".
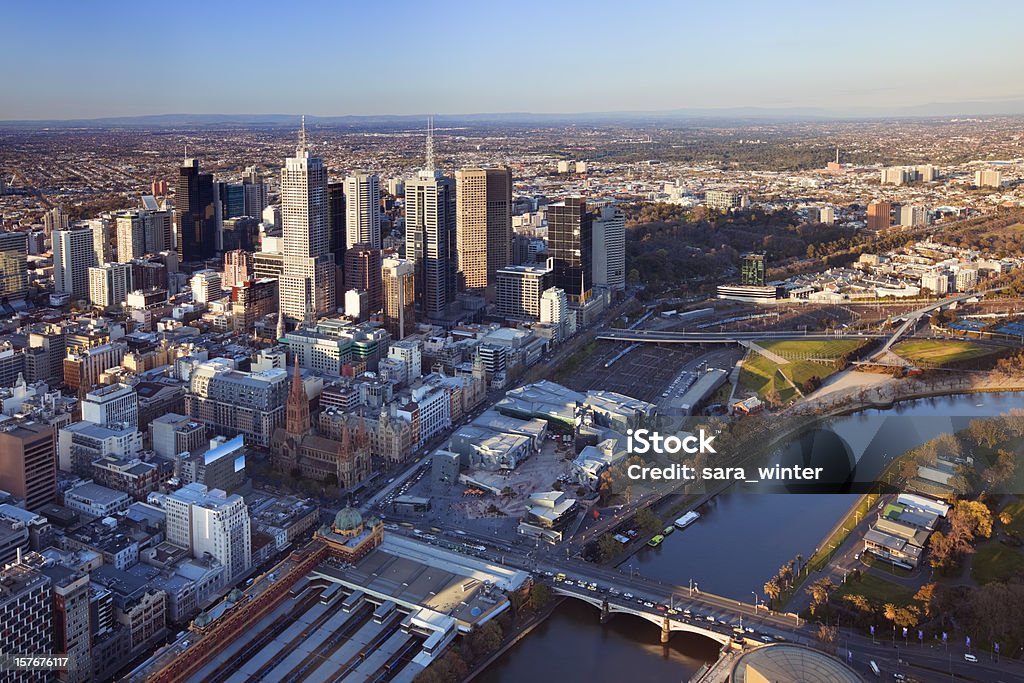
{"left": 480, "top": 391, "right": 1024, "bottom": 682}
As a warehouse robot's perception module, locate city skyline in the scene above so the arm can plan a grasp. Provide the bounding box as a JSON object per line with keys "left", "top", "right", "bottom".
{"left": 4, "top": 0, "right": 1024, "bottom": 120}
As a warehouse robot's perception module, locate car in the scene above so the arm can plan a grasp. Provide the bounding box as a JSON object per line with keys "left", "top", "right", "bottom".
{"left": 717, "top": 618, "right": 728, "bottom": 625}
{"left": 636, "top": 599, "right": 645, "bottom": 605}
{"left": 656, "top": 605, "right": 666, "bottom": 612}
{"left": 587, "top": 584, "right": 597, "bottom": 592}
{"left": 543, "top": 571, "right": 554, "bottom": 577}
{"left": 854, "top": 552, "right": 861, "bottom": 560}
{"left": 705, "top": 615, "right": 716, "bottom": 623}
{"left": 745, "top": 627, "right": 754, "bottom": 634}
{"left": 643, "top": 601, "right": 655, "bottom": 608}
{"left": 760, "top": 635, "right": 773, "bottom": 643}
{"left": 964, "top": 653, "right": 978, "bottom": 663}
{"left": 563, "top": 580, "right": 574, "bottom": 586}
{"left": 893, "top": 674, "right": 906, "bottom": 681}
{"left": 683, "top": 609, "right": 691, "bottom": 616}
{"left": 623, "top": 593, "right": 633, "bottom": 600}
{"left": 667, "top": 608, "right": 678, "bottom": 615}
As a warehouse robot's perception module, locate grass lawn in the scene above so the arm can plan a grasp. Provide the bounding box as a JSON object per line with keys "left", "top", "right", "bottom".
{"left": 971, "top": 543, "right": 1024, "bottom": 584}
{"left": 892, "top": 339, "right": 1006, "bottom": 368}
{"left": 738, "top": 339, "right": 867, "bottom": 404}
{"left": 835, "top": 572, "right": 916, "bottom": 607}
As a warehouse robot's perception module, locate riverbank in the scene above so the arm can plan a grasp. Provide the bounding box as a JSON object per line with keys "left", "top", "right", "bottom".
{"left": 464, "top": 597, "right": 566, "bottom": 682}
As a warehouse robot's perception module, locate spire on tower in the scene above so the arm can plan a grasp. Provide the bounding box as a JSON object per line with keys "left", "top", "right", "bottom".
{"left": 425, "top": 117, "right": 435, "bottom": 173}
{"left": 835, "top": 146, "right": 840, "bottom": 164}
{"left": 297, "top": 114, "right": 308, "bottom": 155}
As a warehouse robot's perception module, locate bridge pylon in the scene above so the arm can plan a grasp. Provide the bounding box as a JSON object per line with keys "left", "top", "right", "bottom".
{"left": 600, "top": 598, "right": 612, "bottom": 623}
{"left": 661, "top": 616, "right": 671, "bottom": 643}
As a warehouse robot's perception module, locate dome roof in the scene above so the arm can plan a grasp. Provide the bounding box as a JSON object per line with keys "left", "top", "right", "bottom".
{"left": 333, "top": 506, "right": 363, "bottom": 531}
{"left": 365, "top": 516, "right": 381, "bottom": 529}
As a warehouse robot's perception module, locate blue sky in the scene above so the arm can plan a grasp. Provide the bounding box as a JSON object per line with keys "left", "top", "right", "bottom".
{"left": 3, "top": 0, "right": 1023, "bottom": 119}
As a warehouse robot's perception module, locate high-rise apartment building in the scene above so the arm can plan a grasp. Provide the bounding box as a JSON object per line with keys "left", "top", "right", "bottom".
{"left": 279, "top": 119, "right": 335, "bottom": 325}
{"left": 899, "top": 204, "right": 928, "bottom": 227}
{"left": 547, "top": 199, "right": 593, "bottom": 305}
{"left": 592, "top": 205, "right": 625, "bottom": 291}
{"left": 0, "top": 421, "right": 57, "bottom": 511}
{"left": 88, "top": 262, "right": 133, "bottom": 308}
{"left": 174, "top": 158, "right": 217, "bottom": 262}
{"left": 343, "top": 245, "right": 383, "bottom": 312}
{"left": 406, "top": 122, "right": 456, "bottom": 318}
{"left": 382, "top": 257, "right": 415, "bottom": 340}
{"left": 455, "top": 167, "right": 512, "bottom": 292}
{"left": 0, "top": 231, "right": 29, "bottom": 301}
{"left": 43, "top": 206, "right": 69, "bottom": 235}
{"left": 223, "top": 250, "right": 253, "bottom": 288}
{"left": 165, "top": 483, "right": 251, "bottom": 584}
{"left": 866, "top": 201, "right": 892, "bottom": 231}
{"left": 53, "top": 228, "right": 100, "bottom": 298}
{"left": 190, "top": 270, "right": 224, "bottom": 304}
{"left": 344, "top": 174, "right": 381, "bottom": 250}
{"left": 975, "top": 169, "right": 1003, "bottom": 188}
{"left": 540, "top": 287, "right": 572, "bottom": 341}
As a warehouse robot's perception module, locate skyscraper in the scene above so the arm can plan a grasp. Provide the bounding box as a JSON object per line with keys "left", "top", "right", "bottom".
{"left": 455, "top": 166, "right": 512, "bottom": 293}
{"left": 223, "top": 249, "right": 254, "bottom": 288}
{"left": 165, "top": 482, "right": 252, "bottom": 583}
{"left": 0, "top": 561, "right": 53, "bottom": 680}
{"left": 242, "top": 165, "right": 269, "bottom": 218}
{"left": 327, "top": 181, "right": 346, "bottom": 266}
{"left": 740, "top": 253, "right": 766, "bottom": 286}
{"left": 547, "top": 198, "right": 593, "bottom": 305}
{"left": 344, "top": 174, "right": 381, "bottom": 250}
{"left": 174, "top": 158, "right": 217, "bottom": 262}
{"left": 0, "top": 231, "right": 28, "bottom": 301}
{"left": 592, "top": 205, "right": 625, "bottom": 291}
{"left": 382, "top": 257, "right": 415, "bottom": 340}
{"left": 115, "top": 208, "right": 172, "bottom": 262}
{"left": 279, "top": 118, "right": 335, "bottom": 325}
{"left": 53, "top": 228, "right": 100, "bottom": 298}
{"left": 405, "top": 121, "right": 456, "bottom": 318}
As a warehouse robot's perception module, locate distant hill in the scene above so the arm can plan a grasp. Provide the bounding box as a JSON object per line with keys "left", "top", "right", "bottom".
{"left": 3, "top": 100, "right": 1023, "bottom": 128}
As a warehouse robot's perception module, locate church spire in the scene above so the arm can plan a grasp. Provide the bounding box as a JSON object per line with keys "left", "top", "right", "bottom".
{"left": 285, "top": 357, "right": 310, "bottom": 437}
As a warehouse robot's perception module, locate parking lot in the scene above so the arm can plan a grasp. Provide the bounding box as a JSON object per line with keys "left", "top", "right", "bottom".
{"left": 565, "top": 341, "right": 702, "bottom": 403}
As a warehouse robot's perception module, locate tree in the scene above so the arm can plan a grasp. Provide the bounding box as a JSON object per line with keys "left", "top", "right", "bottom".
{"left": 807, "top": 578, "right": 836, "bottom": 615}
{"left": 529, "top": 583, "right": 551, "bottom": 611}
{"left": 914, "top": 583, "right": 938, "bottom": 618}
{"left": 968, "top": 418, "right": 1007, "bottom": 449}
{"left": 843, "top": 593, "right": 872, "bottom": 614}
{"left": 763, "top": 578, "right": 781, "bottom": 609}
{"left": 470, "top": 620, "right": 503, "bottom": 655}
{"left": 598, "top": 533, "right": 621, "bottom": 562}
{"left": 816, "top": 623, "right": 838, "bottom": 648}
{"left": 635, "top": 507, "right": 662, "bottom": 533}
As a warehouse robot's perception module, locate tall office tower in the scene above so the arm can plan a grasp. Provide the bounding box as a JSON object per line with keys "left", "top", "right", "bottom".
{"left": 242, "top": 166, "right": 269, "bottom": 218}
{"left": 382, "top": 257, "right": 415, "bottom": 340}
{"left": 88, "top": 263, "right": 133, "bottom": 308}
{"left": 819, "top": 206, "right": 835, "bottom": 225}
{"left": 344, "top": 244, "right": 383, "bottom": 311}
{"left": 115, "top": 207, "right": 171, "bottom": 261}
{"left": 740, "top": 253, "right": 766, "bottom": 286}
{"left": 591, "top": 205, "right": 625, "bottom": 291}
{"left": 405, "top": 121, "right": 456, "bottom": 318}
{"left": 223, "top": 250, "right": 253, "bottom": 288}
{"left": 165, "top": 483, "right": 251, "bottom": 583}
{"left": 0, "top": 561, "right": 53, "bottom": 682}
{"left": 53, "top": 228, "right": 100, "bottom": 298}
{"left": 190, "top": 270, "right": 224, "bottom": 304}
{"left": 0, "top": 231, "right": 28, "bottom": 301}
{"left": 217, "top": 182, "right": 246, "bottom": 220}
{"left": 81, "top": 383, "right": 138, "bottom": 428}
{"left": 344, "top": 174, "right": 381, "bottom": 250}
{"left": 0, "top": 421, "right": 57, "bottom": 511}
{"left": 43, "top": 206, "right": 69, "bottom": 235}
{"left": 174, "top": 158, "right": 217, "bottom": 262}
{"left": 455, "top": 166, "right": 512, "bottom": 293}
{"left": 547, "top": 198, "right": 593, "bottom": 305}
{"left": 279, "top": 118, "right": 335, "bottom": 325}
{"left": 327, "top": 181, "right": 346, "bottom": 265}
{"left": 185, "top": 360, "right": 288, "bottom": 447}
{"left": 866, "top": 201, "right": 892, "bottom": 231}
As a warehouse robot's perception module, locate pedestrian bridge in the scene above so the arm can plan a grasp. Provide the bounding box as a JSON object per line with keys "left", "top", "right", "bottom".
{"left": 551, "top": 584, "right": 734, "bottom": 647}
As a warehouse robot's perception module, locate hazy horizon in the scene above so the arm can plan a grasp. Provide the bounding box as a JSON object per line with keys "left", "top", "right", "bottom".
{"left": 4, "top": 0, "right": 1024, "bottom": 120}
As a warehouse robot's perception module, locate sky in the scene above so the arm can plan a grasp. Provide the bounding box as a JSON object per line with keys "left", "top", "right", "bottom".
{"left": 3, "top": 0, "right": 1024, "bottom": 120}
